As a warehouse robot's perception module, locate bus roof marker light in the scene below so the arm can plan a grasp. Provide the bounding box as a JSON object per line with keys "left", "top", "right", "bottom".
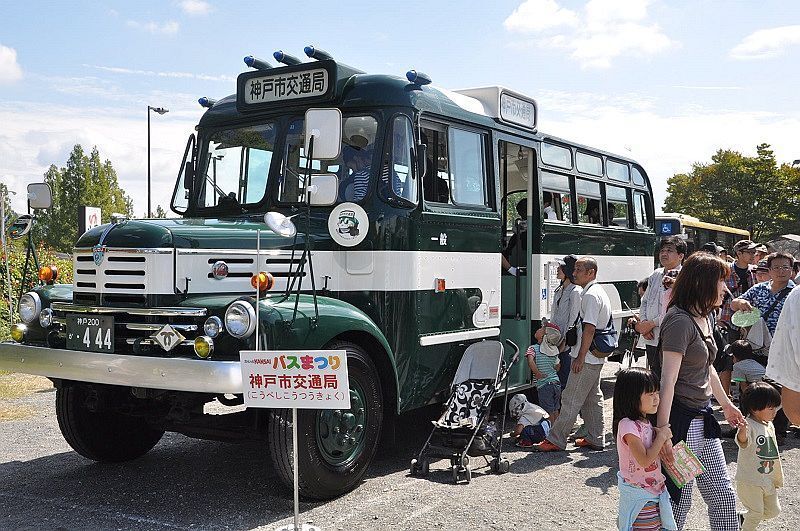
{"left": 198, "top": 97, "right": 217, "bottom": 108}
{"left": 406, "top": 70, "right": 432, "bottom": 85}
{"left": 273, "top": 50, "right": 302, "bottom": 66}
{"left": 304, "top": 45, "right": 333, "bottom": 61}
{"left": 243, "top": 55, "right": 273, "bottom": 70}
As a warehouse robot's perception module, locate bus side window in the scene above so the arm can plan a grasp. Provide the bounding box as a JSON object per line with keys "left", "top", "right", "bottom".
{"left": 421, "top": 127, "right": 451, "bottom": 203}
{"left": 449, "top": 127, "right": 488, "bottom": 206}
{"left": 385, "top": 115, "right": 417, "bottom": 204}
{"left": 633, "top": 191, "right": 650, "bottom": 229}
{"left": 541, "top": 171, "right": 572, "bottom": 222}
{"left": 576, "top": 178, "right": 602, "bottom": 224}
{"left": 606, "top": 185, "right": 629, "bottom": 228}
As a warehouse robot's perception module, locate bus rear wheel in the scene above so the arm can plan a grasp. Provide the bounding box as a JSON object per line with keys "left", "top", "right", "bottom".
{"left": 267, "top": 341, "right": 383, "bottom": 500}
{"left": 56, "top": 384, "right": 164, "bottom": 462}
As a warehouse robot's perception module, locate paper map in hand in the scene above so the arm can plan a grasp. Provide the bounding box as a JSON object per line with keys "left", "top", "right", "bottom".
{"left": 664, "top": 440, "right": 704, "bottom": 488}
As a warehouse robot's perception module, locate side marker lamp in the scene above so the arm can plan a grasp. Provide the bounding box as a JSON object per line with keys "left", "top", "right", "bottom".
{"left": 406, "top": 70, "right": 432, "bottom": 85}
{"left": 435, "top": 278, "right": 446, "bottom": 293}
{"left": 251, "top": 271, "right": 275, "bottom": 292}
{"left": 194, "top": 336, "right": 214, "bottom": 359}
{"left": 11, "top": 323, "right": 27, "bottom": 342}
{"left": 198, "top": 97, "right": 217, "bottom": 108}
{"left": 303, "top": 45, "right": 333, "bottom": 61}
{"left": 38, "top": 265, "right": 58, "bottom": 283}
{"left": 244, "top": 55, "right": 273, "bottom": 70}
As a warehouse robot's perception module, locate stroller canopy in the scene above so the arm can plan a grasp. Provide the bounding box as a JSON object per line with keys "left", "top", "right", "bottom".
{"left": 451, "top": 340, "right": 505, "bottom": 386}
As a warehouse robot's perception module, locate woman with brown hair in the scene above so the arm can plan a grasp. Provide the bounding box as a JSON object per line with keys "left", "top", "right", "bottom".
{"left": 655, "top": 253, "right": 746, "bottom": 531}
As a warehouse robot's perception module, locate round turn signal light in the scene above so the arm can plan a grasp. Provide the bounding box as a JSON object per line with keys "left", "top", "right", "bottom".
{"left": 251, "top": 271, "right": 274, "bottom": 292}
{"left": 38, "top": 265, "right": 58, "bottom": 283}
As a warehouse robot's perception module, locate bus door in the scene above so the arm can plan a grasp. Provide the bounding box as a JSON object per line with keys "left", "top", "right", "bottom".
{"left": 407, "top": 120, "right": 501, "bottom": 407}
{"left": 498, "top": 138, "right": 537, "bottom": 390}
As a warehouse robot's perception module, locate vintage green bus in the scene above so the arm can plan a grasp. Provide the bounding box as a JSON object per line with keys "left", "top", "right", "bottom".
{"left": 0, "top": 48, "right": 656, "bottom": 499}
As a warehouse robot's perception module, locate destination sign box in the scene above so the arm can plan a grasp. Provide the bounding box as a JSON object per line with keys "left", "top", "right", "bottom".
{"left": 500, "top": 92, "right": 536, "bottom": 130}
{"left": 236, "top": 60, "right": 337, "bottom": 111}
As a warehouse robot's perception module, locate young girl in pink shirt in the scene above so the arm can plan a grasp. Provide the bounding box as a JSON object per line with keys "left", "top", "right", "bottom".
{"left": 614, "top": 368, "right": 677, "bottom": 530}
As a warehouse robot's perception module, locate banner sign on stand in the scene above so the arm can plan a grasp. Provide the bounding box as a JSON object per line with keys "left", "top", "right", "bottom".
{"left": 240, "top": 350, "right": 350, "bottom": 410}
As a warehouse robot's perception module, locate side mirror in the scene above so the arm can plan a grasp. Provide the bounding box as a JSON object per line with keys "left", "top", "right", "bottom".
{"left": 27, "top": 183, "right": 52, "bottom": 210}
{"left": 304, "top": 108, "right": 342, "bottom": 160}
{"left": 307, "top": 174, "right": 338, "bottom": 206}
{"left": 416, "top": 143, "right": 428, "bottom": 180}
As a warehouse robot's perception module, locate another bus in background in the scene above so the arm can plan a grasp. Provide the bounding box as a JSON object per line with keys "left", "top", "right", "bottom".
{"left": 655, "top": 213, "right": 750, "bottom": 255}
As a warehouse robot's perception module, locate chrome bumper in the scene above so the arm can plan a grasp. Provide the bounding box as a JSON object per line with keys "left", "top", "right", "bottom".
{"left": 0, "top": 342, "right": 242, "bottom": 394}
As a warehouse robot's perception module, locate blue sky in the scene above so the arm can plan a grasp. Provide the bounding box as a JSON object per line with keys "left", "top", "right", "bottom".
{"left": 2, "top": 0, "right": 799, "bottom": 215}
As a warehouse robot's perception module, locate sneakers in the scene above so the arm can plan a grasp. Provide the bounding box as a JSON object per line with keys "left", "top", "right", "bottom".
{"left": 531, "top": 440, "right": 563, "bottom": 452}
{"left": 516, "top": 439, "right": 534, "bottom": 448}
{"left": 574, "top": 438, "right": 604, "bottom": 451}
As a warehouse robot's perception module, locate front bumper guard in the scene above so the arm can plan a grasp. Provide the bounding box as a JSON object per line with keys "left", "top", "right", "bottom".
{"left": 0, "top": 342, "right": 242, "bottom": 394}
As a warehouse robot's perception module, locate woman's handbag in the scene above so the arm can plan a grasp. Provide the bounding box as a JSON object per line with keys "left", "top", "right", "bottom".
{"left": 565, "top": 317, "right": 579, "bottom": 347}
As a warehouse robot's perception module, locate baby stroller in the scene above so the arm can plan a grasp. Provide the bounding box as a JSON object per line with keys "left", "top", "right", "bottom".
{"left": 410, "top": 339, "right": 520, "bottom": 483}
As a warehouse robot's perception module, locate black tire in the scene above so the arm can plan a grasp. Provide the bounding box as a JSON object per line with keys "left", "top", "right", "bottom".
{"left": 268, "top": 341, "right": 383, "bottom": 500}
{"left": 56, "top": 385, "right": 164, "bottom": 462}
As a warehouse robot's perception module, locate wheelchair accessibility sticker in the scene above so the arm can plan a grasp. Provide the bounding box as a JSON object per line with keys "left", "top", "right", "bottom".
{"left": 328, "top": 202, "right": 368, "bottom": 247}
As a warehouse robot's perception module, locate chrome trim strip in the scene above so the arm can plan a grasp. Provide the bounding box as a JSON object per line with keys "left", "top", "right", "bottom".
{"left": 418, "top": 327, "right": 500, "bottom": 346}
{"left": 51, "top": 302, "right": 207, "bottom": 317}
{"left": 0, "top": 342, "right": 242, "bottom": 394}
{"left": 125, "top": 323, "right": 199, "bottom": 332}
{"left": 73, "top": 247, "right": 172, "bottom": 254}
{"left": 176, "top": 249, "right": 301, "bottom": 256}
{"left": 125, "top": 338, "right": 195, "bottom": 346}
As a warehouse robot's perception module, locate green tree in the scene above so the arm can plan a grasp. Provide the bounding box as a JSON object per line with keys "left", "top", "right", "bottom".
{"left": 663, "top": 144, "right": 800, "bottom": 242}
{"left": 154, "top": 205, "right": 167, "bottom": 218}
{"left": 35, "top": 145, "right": 133, "bottom": 252}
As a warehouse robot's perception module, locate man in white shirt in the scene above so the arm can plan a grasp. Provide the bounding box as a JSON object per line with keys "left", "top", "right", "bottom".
{"left": 533, "top": 256, "right": 611, "bottom": 452}
{"left": 543, "top": 191, "right": 558, "bottom": 220}
{"left": 636, "top": 236, "right": 686, "bottom": 368}
{"left": 765, "top": 286, "right": 800, "bottom": 424}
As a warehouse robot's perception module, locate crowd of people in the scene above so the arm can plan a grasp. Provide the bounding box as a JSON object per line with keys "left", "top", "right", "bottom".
{"left": 511, "top": 237, "right": 800, "bottom": 530}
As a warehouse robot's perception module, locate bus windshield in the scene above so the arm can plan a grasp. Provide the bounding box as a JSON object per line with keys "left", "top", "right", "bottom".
{"left": 198, "top": 122, "right": 277, "bottom": 210}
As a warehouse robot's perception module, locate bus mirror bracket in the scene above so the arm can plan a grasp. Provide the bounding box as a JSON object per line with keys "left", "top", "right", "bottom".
{"left": 416, "top": 143, "right": 427, "bottom": 180}
{"left": 304, "top": 108, "right": 342, "bottom": 160}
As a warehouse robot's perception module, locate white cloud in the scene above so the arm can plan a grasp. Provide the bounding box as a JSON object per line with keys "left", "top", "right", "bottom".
{"left": 179, "top": 0, "right": 212, "bottom": 15}
{"left": 126, "top": 20, "right": 180, "bottom": 35}
{"left": 503, "top": 0, "right": 578, "bottom": 32}
{"left": 85, "top": 64, "right": 234, "bottom": 83}
{"left": 730, "top": 25, "right": 800, "bottom": 60}
{"left": 504, "top": 0, "right": 675, "bottom": 68}
{"left": 0, "top": 44, "right": 23, "bottom": 84}
{"left": 0, "top": 101, "right": 202, "bottom": 216}
{"left": 536, "top": 90, "right": 800, "bottom": 212}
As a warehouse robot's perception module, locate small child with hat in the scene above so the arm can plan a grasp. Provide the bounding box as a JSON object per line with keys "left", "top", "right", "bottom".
{"left": 525, "top": 320, "right": 562, "bottom": 422}
{"left": 509, "top": 393, "right": 551, "bottom": 448}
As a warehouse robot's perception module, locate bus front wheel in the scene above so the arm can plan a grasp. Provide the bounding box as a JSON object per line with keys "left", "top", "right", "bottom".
{"left": 267, "top": 340, "right": 384, "bottom": 500}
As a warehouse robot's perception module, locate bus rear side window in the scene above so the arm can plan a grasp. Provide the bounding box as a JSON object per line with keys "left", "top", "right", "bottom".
{"left": 632, "top": 166, "right": 646, "bottom": 186}
{"left": 576, "top": 152, "right": 602, "bottom": 176}
{"left": 606, "top": 185, "right": 629, "bottom": 228}
{"left": 634, "top": 191, "right": 650, "bottom": 228}
{"left": 576, "top": 179, "right": 601, "bottom": 224}
{"left": 607, "top": 160, "right": 630, "bottom": 183}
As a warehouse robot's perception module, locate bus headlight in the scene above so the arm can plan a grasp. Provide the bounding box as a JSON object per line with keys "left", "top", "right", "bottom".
{"left": 10, "top": 323, "right": 27, "bottom": 342}
{"left": 194, "top": 336, "right": 214, "bottom": 359}
{"left": 204, "top": 316, "right": 223, "bottom": 338}
{"left": 19, "top": 292, "right": 42, "bottom": 324}
{"left": 39, "top": 308, "right": 54, "bottom": 328}
{"left": 225, "top": 301, "right": 256, "bottom": 339}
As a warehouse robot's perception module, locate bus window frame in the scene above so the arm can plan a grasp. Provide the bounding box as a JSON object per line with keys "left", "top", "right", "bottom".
{"left": 540, "top": 170, "right": 573, "bottom": 224}
{"left": 379, "top": 112, "right": 418, "bottom": 208}
{"left": 607, "top": 159, "right": 631, "bottom": 184}
{"left": 575, "top": 177, "right": 603, "bottom": 226}
{"left": 540, "top": 140, "right": 574, "bottom": 170}
{"left": 604, "top": 183, "right": 632, "bottom": 229}
{"left": 420, "top": 117, "right": 494, "bottom": 212}
{"left": 633, "top": 190, "right": 652, "bottom": 230}
{"left": 576, "top": 150, "right": 604, "bottom": 177}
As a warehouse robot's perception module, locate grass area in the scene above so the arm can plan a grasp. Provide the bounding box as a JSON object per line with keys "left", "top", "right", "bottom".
{"left": 0, "top": 373, "right": 52, "bottom": 399}
{"left": 0, "top": 403, "right": 37, "bottom": 421}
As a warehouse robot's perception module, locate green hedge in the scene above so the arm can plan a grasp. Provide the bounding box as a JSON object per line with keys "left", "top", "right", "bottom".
{"left": 1, "top": 241, "right": 73, "bottom": 340}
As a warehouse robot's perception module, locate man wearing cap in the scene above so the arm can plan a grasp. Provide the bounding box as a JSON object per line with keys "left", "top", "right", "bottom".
{"left": 636, "top": 236, "right": 686, "bottom": 369}
{"left": 754, "top": 243, "right": 769, "bottom": 263}
{"left": 754, "top": 259, "right": 771, "bottom": 284}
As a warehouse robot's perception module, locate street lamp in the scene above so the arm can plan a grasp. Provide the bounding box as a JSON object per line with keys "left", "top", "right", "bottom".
{"left": 147, "top": 105, "right": 169, "bottom": 218}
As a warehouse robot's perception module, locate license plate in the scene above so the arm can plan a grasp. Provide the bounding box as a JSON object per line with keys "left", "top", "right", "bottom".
{"left": 66, "top": 314, "right": 115, "bottom": 353}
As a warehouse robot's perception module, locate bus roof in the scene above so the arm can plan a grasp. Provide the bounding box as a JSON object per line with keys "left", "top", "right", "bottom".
{"left": 657, "top": 213, "right": 750, "bottom": 236}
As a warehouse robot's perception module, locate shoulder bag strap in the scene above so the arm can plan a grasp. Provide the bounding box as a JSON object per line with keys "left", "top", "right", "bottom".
{"left": 761, "top": 286, "right": 793, "bottom": 321}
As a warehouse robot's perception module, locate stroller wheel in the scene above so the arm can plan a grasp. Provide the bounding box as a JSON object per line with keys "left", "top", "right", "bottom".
{"left": 464, "top": 466, "right": 472, "bottom": 483}
{"left": 451, "top": 465, "right": 459, "bottom": 483}
{"left": 499, "top": 459, "right": 511, "bottom": 474}
{"left": 489, "top": 458, "right": 499, "bottom": 473}
{"left": 460, "top": 455, "right": 470, "bottom": 468}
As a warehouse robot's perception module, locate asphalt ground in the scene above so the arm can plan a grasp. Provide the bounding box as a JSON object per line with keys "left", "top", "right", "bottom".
{"left": 1, "top": 365, "right": 798, "bottom": 530}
